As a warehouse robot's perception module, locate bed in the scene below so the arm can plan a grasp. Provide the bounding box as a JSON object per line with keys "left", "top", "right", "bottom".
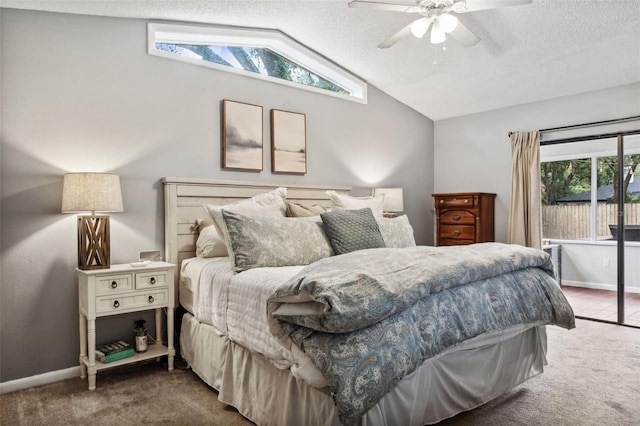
{"left": 163, "top": 177, "right": 575, "bottom": 426}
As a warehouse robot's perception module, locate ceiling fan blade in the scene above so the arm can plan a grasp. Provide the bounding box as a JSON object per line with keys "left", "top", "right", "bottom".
{"left": 348, "top": 1, "right": 419, "bottom": 13}
{"left": 447, "top": 21, "right": 480, "bottom": 47}
{"left": 455, "top": 0, "right": 532, "bottom": 13}
{"left": 377, "top": 20, "right": 416, "bottom": 49}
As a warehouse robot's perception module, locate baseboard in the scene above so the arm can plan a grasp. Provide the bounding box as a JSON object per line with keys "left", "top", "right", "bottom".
{"left": 0, "top": 366, "right": 80, "bottom": 394}
{"left": 562, "top": 281, "right": 640, "bottom": 294}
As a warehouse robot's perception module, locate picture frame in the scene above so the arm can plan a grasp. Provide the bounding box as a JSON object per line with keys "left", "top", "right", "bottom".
{"left": 270, "top": 109, "right": 307, "bottom": 175}
{"left": 222, "top": 99, "right": 263, "bottom": 171}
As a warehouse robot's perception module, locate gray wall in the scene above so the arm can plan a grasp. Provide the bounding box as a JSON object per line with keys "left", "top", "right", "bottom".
{"left": 0, "top": 9, "right": 434, "bottom": 382}
{"left": 434, "top": 83, "right": 640, "bottom": 243}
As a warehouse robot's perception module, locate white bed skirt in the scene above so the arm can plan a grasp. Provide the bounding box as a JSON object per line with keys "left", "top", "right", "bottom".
{"left": 180, "top": 313, "right": 548, "bottom": 426}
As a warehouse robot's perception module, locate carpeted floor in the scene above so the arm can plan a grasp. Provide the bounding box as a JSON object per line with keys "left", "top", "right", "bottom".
{"left": 2, "top": 319, "right": 639, "bottom": 425}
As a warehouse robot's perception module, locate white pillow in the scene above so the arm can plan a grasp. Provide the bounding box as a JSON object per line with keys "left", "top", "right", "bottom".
{"left": 325, "top": 190, "right": 384, "bottom": 218}
{"left": 196, "top": 224, "right": 228, "bottom": 257}
{"left": 376, "top": 215, "right": 416, "bottom": 248}
{"left": 203, "top": 187, "right": 288, "bottom": 248}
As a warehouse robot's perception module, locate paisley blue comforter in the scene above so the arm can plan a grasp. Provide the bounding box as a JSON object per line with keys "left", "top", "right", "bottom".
{"left": 267, "top": 243, "right": 575, "bottom": 426}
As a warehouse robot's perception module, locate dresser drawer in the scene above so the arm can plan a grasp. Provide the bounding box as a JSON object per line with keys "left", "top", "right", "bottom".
{"left": 95, "top": 274, "right": 132, "bottom": 295}
{"left": 436, "top": 195, "right": 475, "bottom": 208}
{"left": 96, "top": 289, "right": 169, "bottom": 314}
{"left": 440, "top": 224, "right": 476, "bottom": 240}
{"left": 439, "top": 238, "right": 475, "bottom": 246}
{"left": 440, "top": 210, "right": 475, "bottom": 224}
{"left": 135, "top": 271, "right": 168, "bottom": 289}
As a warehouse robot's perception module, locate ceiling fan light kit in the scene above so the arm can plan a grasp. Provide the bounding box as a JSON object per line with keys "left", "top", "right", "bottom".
{"left": 348, "top": 0, "right": 533, "bottom": 49}
{"left": 438, "top": 13, "right": 459, "bottom": 33}
{"left": 410, "top": 17, "right": 430, "bottom": 38}
{"left": 430, "top": 21, "right": 446, "bottom": 44}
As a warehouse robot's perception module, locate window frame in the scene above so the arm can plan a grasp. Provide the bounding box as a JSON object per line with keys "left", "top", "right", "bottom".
{"left": 147, "top": 22, "right": 367, "bottom": 103}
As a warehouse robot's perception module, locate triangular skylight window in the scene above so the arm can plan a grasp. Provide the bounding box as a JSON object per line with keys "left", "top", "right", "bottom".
{"left": 148, "top": 23, "right": 366, "bottom": 102}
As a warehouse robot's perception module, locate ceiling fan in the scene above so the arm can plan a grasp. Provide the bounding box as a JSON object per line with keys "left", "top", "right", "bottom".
{"left": 348, "top": 0, "right": 533, "bottom": 49}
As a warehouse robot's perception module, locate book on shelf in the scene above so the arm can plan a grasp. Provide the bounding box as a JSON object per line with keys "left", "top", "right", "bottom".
{"left": 95, "top": 340, "right": 135, "bottom": 363}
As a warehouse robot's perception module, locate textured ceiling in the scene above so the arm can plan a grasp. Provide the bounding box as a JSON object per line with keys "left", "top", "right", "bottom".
{"left": 2, "top": 0, "right": 639, "bottom": 120}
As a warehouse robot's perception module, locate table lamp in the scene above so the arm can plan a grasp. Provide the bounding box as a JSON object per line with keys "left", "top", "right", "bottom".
{"left": 373, "top": 187, "right": 404, "bottom": 217}
{"left": 61, "top": 173, "right": 123, "bottom": 270}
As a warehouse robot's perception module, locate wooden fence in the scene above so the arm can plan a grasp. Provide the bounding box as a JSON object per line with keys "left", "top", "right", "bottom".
{"left": 542, "top": 203, "right": 640, "bottom": 240}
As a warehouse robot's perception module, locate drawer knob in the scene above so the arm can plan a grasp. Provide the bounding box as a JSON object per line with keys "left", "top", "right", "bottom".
{"left": 148, "top": 295, "right": 154, "bottom": 303}
{"left": 111, "top": 281, "right": 117, "bottom": 289}
{"left": 464, "top": 199, "right": 469, "bottom": 203}
{"left": 149, "top": 277, "right": 156, "bottom": 285}
{"left": 452, "top": 229, "right": 461, "bottom": 236}
{"left": 452, "top": 215, "right": 461, "bottom": 221}
{"left": 113, "top": 300, "right": 120, "bottom": 308}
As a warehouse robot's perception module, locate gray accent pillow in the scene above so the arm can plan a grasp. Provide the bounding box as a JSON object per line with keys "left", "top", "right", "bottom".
{"left": 377, "top": 215, "right": 416, "bottom": 248}
{"left": 222, "top": 210, "right": 334, "bottom": 272}
{"left": 320, "top": 208, "right": 386, "bottom": 255}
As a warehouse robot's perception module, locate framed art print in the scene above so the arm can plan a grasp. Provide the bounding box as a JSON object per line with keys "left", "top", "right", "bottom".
{"left": 270, "top": 109, "right": 307, "bottom": 174}
{"left": 222, "top": 99, "right": 263, "bottom": 171}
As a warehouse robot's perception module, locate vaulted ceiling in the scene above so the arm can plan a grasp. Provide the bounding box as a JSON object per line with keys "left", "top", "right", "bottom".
{"left": 2, "top": 0, "right": 639, "bottom": 120}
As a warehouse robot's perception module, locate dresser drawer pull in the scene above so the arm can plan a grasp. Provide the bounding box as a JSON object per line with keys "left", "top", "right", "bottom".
{"left": 148, "top": 295, "right": 155, "bottom": 303}
{"left": 149, "top": 277, "right": 156, "bottom": 285}
{"left": 113, "top": 300, "right": 120, "bottom": 308}
{"left": 440, "top": 200, "right": 444, "bottom": 204}
{"left": 465, "top": 199, "right": 469, "bottom": 203}
{"left": 452, "top": 215, "right": 461, "bottom": 221}
{"left": 111, "top": 281, "right": 118, "bottom": 289}
{"left": 452, "top": 229, "right": 461, "bottom": 236}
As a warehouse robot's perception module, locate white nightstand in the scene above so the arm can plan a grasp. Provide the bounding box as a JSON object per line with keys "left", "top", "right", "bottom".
{"left": 77, "top": 262, "right": 176, "bottom": 390}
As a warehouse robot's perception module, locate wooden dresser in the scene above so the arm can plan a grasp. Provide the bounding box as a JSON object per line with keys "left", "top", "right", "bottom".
{"left": 433, "top": 192, "right": 496, "bottom": 246}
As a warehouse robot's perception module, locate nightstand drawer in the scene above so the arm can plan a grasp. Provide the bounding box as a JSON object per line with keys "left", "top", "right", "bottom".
{"left": 96, "top": 289, "right": 169, "bottom": 314}
{"left": 436, "top": 195, "right": 475, "bottom": 208}
{"left": 95, "top": 274, "right": 132, "bottom": 295}
{"left": 439, "top": 238, "right": 475, "bottom": 246}
{"left": 440, "top": 210, "right": 475, "bottom": 224}
{"left": 440, "top": 224, "right": 475, "bottom": 240}
{"left": 135, "top": 271, "right": 168, "bottom": 289}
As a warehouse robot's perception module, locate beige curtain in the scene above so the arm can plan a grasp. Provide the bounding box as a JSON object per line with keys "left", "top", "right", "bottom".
{"left": 508, "top": 131, "right": 542, "bottom": 249}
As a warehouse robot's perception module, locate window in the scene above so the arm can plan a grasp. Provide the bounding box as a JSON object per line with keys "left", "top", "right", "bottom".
{"left": 540, "top": 137, "right": 640, "bottom": 241}
{"left": 541, "top": 157, "right": 593, "bottom": 240}
{"left": 148, "top": 23, "right": 367, "bottom": 103}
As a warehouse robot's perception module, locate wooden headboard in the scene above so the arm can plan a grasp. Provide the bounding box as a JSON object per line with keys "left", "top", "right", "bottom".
{"left": 162, "top": 177, "right": 351, "bottom": 268}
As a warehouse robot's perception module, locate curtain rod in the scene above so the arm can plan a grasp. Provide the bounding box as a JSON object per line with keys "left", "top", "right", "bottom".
{"left": 540, "top": 129, "right": 640, "bottom": 146}
{"left": 507, "top": 115, "right": 640, "bottom": 137}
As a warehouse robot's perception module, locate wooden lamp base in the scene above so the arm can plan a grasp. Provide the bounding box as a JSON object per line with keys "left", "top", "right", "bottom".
{"left": 78, "top": 215, "right": 111, "bottom": 270}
